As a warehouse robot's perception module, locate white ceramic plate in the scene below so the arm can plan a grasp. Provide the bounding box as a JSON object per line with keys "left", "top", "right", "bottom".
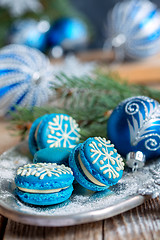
{"left": 0, "top": 142, "right": 158, "bottom": 227}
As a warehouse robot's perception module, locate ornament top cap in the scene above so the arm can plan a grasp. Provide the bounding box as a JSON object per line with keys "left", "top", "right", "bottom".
{"left": 126, "top": 151, "right": 146, "bottom": 171}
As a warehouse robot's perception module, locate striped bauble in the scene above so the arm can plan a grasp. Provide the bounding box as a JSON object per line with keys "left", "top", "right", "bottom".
{"left": 105, "top": 0, "right": 160, "bottom": 60}
{"left": 0, "top": 44, "right": 54, "bottom": 116}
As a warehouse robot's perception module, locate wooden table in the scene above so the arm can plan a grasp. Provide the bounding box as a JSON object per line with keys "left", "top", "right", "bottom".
{"left": 0, "top": 121, "right": 159, "bottom": 240}
{"left": 78, "top": 50, "right": 160, "bottom": 87}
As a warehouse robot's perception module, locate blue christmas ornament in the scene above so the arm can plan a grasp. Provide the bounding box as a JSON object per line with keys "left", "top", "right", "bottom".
{"left": 105, "top": 0, "right": 160, "bottom": 60}
{"left": 107, "top": 96, "right": 160, "bottom": 162}
{"left": 8, "top": 19, "right": 50, "bottom": 51}
{"left": 0, "top": 44, "right": 54, "bottom": 116}
{"left": 47, "top": 18, "right": 89, "bottom": 51}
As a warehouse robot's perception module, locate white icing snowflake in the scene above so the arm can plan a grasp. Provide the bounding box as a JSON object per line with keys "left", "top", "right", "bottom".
{"left": 17, "top": 163, "right": 73, "bottom": 180}
{"left": 0, "top": 0, "right": 43, "bottom": 16}
{"left": 89, "top": 137, "right": 124, "bottom": 179}
{"left": 47, "top": 115, "right": 80, "bottom": 148}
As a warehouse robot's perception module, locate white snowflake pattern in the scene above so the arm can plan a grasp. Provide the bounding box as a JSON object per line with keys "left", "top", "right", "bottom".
{"left": 17, "top": 163, "right": 73, "bottom": 180}
{"left": 89, "top": 137, "right": 124, "bottom": 179}
{"left": 47, "top": 115, "right": 80, "bottom": 148}
{"left": 0, "top": 0, "right": 43, "bottom": 17}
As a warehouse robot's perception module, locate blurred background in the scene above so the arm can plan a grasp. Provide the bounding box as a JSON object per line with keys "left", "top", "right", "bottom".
{"left": 1, "top": 0, "right": 160, "bottom": 52}
{"left": 1, "top": 0, "right": 160, "bottom": 116}
{"left": 72, "top": 0, "right": 160, "bottom": 48}
{"left": 1, "top": 0, "right": 160, "bottom": 148}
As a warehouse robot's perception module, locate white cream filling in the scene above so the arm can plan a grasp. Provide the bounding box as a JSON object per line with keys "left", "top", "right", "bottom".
{"left": 78, "top": 154, "right": 106, "bottom": 187}
{"left": 18, "top": 186, "right": 69, "bottom": 193}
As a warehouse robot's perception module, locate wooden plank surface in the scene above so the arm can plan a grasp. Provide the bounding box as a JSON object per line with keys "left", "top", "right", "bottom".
{"left": 104, "top": 198, "right": 160, "bottom": 240}
{"left": 0, "top": 120, "right": 20, "bottom": 154}
{"left": 3, "top": 220, "right": 103, "bottom": 240}
{"left": 2, "top": 199, "right": 160, "bottom": 240}
{"left": 0, "top": 216, "right": 7, "bottom": 240}
{"left": 109, "top": 55, "right": 160, "bottom": 85}
{"left": 77, "top": 50, "right": 160, "bottom": 85}
{"left": 0, "top": 118, "right": 160, "bottom": 240}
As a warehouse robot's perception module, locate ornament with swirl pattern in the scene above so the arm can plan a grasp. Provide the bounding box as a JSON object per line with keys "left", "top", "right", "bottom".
{"left": 107, "top": 96, "right": 160, "bottom": 167}
{"left": 104, "top": 0, "right": 160, "bottom": 60}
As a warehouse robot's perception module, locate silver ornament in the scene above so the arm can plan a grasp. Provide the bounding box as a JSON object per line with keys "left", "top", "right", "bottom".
{"left": 105, "top": 0, "right": 160, "bottom": 60}
{"left": 49, "top": 46, "right": 64, "bottom": 59}
{"left": 8, "top": 19, "right": 50, "bottom": 51}
{"left": 0, "top": 44, "right": 55, "bottom": 116}
{"left": 126, "top": 151, "right": 146, "bottom": 171}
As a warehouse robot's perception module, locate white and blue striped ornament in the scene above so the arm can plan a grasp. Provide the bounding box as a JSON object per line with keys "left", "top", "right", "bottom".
{"left": 8, "top": 19, "right": 50, "bottom": 51}
{"left": 0, "top": 44, "right": 54, "bottom": 116}
{"left": 105, "top": 0, "right": 160, "bottom": 60}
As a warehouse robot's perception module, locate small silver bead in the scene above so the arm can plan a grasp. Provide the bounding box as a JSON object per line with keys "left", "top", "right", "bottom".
{"left": 126, "top": 151, "right": 146, "bottom": 171}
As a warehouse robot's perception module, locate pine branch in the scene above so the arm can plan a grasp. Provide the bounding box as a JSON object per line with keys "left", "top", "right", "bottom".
{"left": 10, "top": 71, "right": 160, "bottom": 141}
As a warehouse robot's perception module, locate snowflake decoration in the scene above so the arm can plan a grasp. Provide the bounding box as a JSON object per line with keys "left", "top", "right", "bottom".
{"left": 138, "top": 168, "right": 160, "bottom": 199}
{"left": 47, "top": 115, "right": 80, "bottom": 148}
{"left": 17, "top": 163, "right": 73, "bottom": 180}
{"left": 0, "top": 0, "right": 43, "bottom": 17}
{"left": 89, "top": 137, "right": 124, "bottom": 179}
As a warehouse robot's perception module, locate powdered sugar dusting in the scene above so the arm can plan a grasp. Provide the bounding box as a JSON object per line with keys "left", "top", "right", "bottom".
{"left": 0, "top": 142, "right": 159, "bottom": 219}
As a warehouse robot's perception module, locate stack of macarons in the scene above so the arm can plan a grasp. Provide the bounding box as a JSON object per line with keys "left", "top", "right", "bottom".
{"left": 15, "top": 113, "right": 125, "bottom": 206}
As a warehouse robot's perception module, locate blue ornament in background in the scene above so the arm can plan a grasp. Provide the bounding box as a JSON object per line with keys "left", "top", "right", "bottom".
{"left": 107, "top": 96, "right": 160, "bottom": 162}
{"left": 105, "top": 0, "right": 160, "bottom": 60}
{"left": 47, "top": 18, "right": 89, "bottom": 52}
{"left": 0, "top": 44, "right": 54, "bottom": 116}
{"left": 8, "top": 19, "right": 50, "bottom": 51}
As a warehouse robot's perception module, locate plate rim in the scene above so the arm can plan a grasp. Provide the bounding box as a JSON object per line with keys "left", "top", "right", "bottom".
{"left": 0, "top": 194, "right": 145, "bottom": 226}
{"left": 0, "top": 142, "right": 146, "bottom": 227}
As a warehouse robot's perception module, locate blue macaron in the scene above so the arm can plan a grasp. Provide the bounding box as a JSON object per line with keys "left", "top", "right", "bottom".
{"left": 28, "top": 113, "right": 80, "bottom": 156}
{"left": 37, "top": 113, "right": 80, "bottom": 149}
{"left": 69, "top": 137, "right": 124, "bottom": 191}
{"left": 15, "top": 162, "right": 74, "bottom": 205}
{"left": 33, "top": 147, "right": 71, "bottom": 166}
{"left": 28, "top": 115, "right": 48, "bottom": 156}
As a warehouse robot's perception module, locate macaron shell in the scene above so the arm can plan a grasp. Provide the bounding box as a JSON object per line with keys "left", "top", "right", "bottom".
{"left": 81, "top": 137, "right": 124, "bottom": 186}
{"left": 28, "top": 115, "right": 48, "bottom": 156}
{"left": 33, "top": 147, "right": 71, "bottom": 166}
{"left": 15, "top": 163, "right": 74, "bottom": 190}
{"left": 36, "top": 113, "right": 80, "bottom": 149}
{"left": 36, "top": 113, "right": 57, "bottom": 149}
{"left": 15, "top": 172, "right": 73, "bottom": 190}
{"left": 15, "top": 185, "right": 73, "bottom": 205}
{"left": 69, "top": 144, "right": 108, "bottom": 191}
